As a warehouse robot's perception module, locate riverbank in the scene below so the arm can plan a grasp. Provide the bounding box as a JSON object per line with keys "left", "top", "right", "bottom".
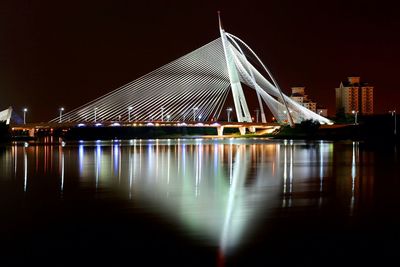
{"left": 266, "top": 116, "right": 399, "bottom": 144}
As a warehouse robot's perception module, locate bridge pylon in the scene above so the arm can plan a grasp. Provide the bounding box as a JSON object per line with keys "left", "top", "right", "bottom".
{"left": 218, "top": 12, "right": 252, "bottom": 123}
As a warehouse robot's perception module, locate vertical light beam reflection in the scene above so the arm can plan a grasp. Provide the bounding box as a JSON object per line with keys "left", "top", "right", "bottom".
{"left": 214, "top": 143, "right": 218, "bottom": 177}
{"left": 229, "top": 143, "right": 233, "bottom": 185}
{"left": 220, "top": 145, "right": 248, "bottom": 254}
{"left": 95, "top": 144, "right": 101, "bottom": 189}
{"left": 114, "top": 144, "right": 121, "bottom": 184}
{"left": 282, "top": 141, "right": 287, "bottom": 208}
{"left": 288, "top": 142, "right": 294, "bottom": 207}
{"left": 129, "top": 146, "right": 133, "bottom": 199}
{"left": 177, "top": 140, "right": 180, "bottom": 175}
{"left": 60, "top": 146, "right": 65, "bottom": 194}
{"left": 195, "top": 142, "right": 203, "bottom": 196}
{"left": 113, "top": 144, "right": 119, "bottom": 176}
{"left": 350, "top": 141, "right": 358, "bottom": 215}
{"left": 319, "top": 141, "right": 324, "bottom": 180}
{"left": 23, "top": 147, "right": 27, "bottom": 192}
{"left": 79, "top": 144, "right": 84, "bottom": 176}
{"left": 13, "top": 144, "right": 17, "bottom": 178}
{"left": 319, "top": 141, "right": 324, "bottom": 207}
{"left": 282, "top": 140, "right": 294, "bottom": 208}
{"left": 155, "top": 140, "right": 159, "bottom": 180}
{"left": 182, "top": 143, "right": 186, "bottom": 175}
{"left": 167, "top": 144, "right": 171, "bottom": 184}
{"left": 147, "top": 142, "right": 153, "bottom": 176}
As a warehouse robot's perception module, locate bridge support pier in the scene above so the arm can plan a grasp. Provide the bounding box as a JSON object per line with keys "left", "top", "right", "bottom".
{"left": 239, "top": 127, "right": 246, "bottom": 135}
{"left": 29, "top": 129, "right": 35, "bottom": 137}
{"left": 249, "top": 126, "right": 256, "bottom": 133}
{"left": 217, "top": 126, "right": 224, "bottom": 136}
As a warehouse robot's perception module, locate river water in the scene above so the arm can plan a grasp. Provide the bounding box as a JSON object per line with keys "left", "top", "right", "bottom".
{"left": 0, "top": 138, "right": 399, "bottom": 266}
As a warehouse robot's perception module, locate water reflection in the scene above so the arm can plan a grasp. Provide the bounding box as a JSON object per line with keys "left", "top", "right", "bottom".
{"left": 24, "top": 147, "right": 27, "bottom": 192}
{"left": 0, "top": 139, "right": 377, "bottom": 259}
{"left": 350, "top": 141, "right": 359, "bottom": 215}
{"left": 59, "top": 146, "right": 64, "bottom": 193}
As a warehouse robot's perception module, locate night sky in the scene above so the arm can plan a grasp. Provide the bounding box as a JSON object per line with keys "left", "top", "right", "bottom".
{"left": 1, "top": 0, "right": 399, "bottom": 122}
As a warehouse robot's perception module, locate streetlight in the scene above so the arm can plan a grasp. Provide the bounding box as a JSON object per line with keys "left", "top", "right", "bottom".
{"left": 94, "top": 107, "right": 98, "bottom": 122}
{"left": 198, "top": 115, "right": 202, "bottom": 121}
{"left": 128, "top": 106, "right": 133, "bottom": 122}
{"left": 166, "top": 114, "right": 171, "bottom": 122}
{"left": 389, "top": 110, "right": 397, "bottom": 135}
{"left": 193, "top": 107, "right": 198, "bottom": 121}
{"left": 226, "top": 107, "right": 233, "bottom": 122}
{"left": 351, "top": 110, "right": 359, "bottom": 125}
{"left": 59, "top": 107, "right": 64, "bottom": 123}
{"left": 23, "top": 108, "right": 28, "bottom": 124}
{"left": 160, "top": 107, "right": 165, "bottom": 122}
{"left": 182, "top": 112, "right": 186, "bottom": 122}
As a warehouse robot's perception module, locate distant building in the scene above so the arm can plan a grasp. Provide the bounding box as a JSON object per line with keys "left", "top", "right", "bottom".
{"left": 290, "top": 87, "right": 318, "bottom": 113}
{"left": 335, "top": 77, "right": 374, "bottom": 115}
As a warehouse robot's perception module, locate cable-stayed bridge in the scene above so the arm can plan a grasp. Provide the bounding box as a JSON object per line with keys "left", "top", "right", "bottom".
{"left": 49, "top": 15, "right": 332, "bottom": 128}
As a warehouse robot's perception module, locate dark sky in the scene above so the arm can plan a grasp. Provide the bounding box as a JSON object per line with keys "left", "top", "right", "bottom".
{"left": 1, "top": 0, "right": 399, "bottom": 121}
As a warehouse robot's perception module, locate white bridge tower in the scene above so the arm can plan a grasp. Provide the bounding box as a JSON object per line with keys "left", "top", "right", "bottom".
{"left": 218, "top": 13, "right": 252, "bottom": 123}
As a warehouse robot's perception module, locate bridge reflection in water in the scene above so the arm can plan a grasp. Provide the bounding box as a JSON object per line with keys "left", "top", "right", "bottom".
{"left": 0, "top": 138, "right": 374, "bottom": 264}
{"left": 71, "top": 138, "right": 285, "bottom": 254}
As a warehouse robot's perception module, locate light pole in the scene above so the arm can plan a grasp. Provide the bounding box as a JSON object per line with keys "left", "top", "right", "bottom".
{"left": 193, "top": 107, "right": 198, "bottom": 121}
{"left": 128, "top": 106, "right": 133, "bottom": 122}
{"left": 254, "top": 109, "right": 260, "bottom": 123}
{"left": 226, "top": 107, "right": 232, "bottom": 122}
{"left": 94, "top": 107, "right": 98, "bottom": 122}
{"left": 161, "top": 107, "right": 165, "bottom": 122}
{"left": 198, "top": 115, "right": 202, "bottom": 121}
{"left": 182, "top": 112, "right": 186, "bottom": 122}
{"left": 166, "top": 114, "right": 171, "bottom": 122}
{"left": 23, "top": 108, "right": 28, "bottom": 124}
{"left": 352, "top": 110, "right": 359, "bottom": 125}
{"left": 59, "top": 107, "right": 64, "bottom": 123}
{"left": 389, "top": 110, "right": 397, "bottom": 135}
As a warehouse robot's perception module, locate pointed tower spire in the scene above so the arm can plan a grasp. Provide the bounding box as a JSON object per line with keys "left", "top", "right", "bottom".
{"left": 218, "top": 11, "right": 252, "bottom": 123}
{"left": 217, "top": 11, "right": 223, "bottom": 30}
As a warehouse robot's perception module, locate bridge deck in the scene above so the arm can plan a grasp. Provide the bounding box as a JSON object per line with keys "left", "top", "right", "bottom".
{"left": 10, "top": 121, "right": 281, "bottom": 137}
{"left": 11, "top": 121, "right": 281, "bottom": 130}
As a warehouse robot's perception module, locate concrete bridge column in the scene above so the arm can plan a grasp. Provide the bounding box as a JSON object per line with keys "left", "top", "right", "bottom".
{"left": 239, "top": 127, "right": 246, "bottom": 135}
{"left": 29, "top": 128, "right": 35, "bottom": 137}
{"left": 217, "top": 126, "right": 224, "bottom": 136}
{"left": 249, "top": 126, "right": 256, "bottom": 133}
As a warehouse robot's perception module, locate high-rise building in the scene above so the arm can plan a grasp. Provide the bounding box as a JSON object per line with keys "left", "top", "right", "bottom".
{"left": 290, "top": 87, "right": 318, "bottom": 113}
{"left": 335, "top": 77, "right": 374, "bottom": 115}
